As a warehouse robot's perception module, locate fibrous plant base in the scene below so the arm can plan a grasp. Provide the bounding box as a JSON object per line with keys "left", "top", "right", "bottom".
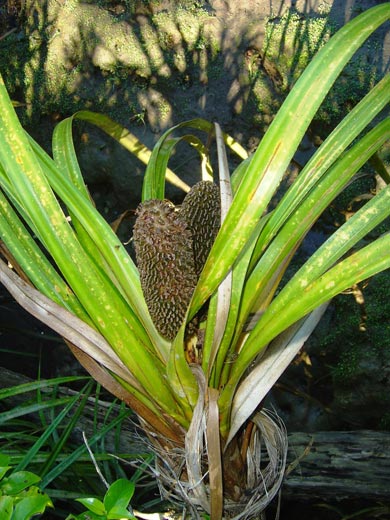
{"left": 146, "top": 409, "right": 287, "bottom": 519}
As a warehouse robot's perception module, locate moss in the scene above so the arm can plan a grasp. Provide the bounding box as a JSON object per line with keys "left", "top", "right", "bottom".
{"left": 0, "top": 0, "right": 219, "bottom": 126}
{"left": 317, "top": 53, "right": 379, "bottom": 126}
{"left": 247, "top": 6, "right": 384, "bottom": 131}
{"left": 318, "top": 270, "right": 390, "bottom": 427}
{"left": 262, "top": 9, "right": 335, "bottom": 90}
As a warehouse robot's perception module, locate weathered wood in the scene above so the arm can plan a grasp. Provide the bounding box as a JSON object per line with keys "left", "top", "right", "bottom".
{"left": 1, "top": 367, "right": 389, "bottom": 502}
{"left": 284, "top": 430, "right": 390, "bottom": 501}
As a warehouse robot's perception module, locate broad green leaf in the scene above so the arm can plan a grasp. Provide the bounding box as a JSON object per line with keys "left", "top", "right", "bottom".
{"left": 143, "top": 135, "right": 191, "bottom": 200}
{"left": 107, "top": 507, "right": 136, "bottom": 519}
{"left": 52, "top": 118, "right": 90, "bottom": 199}
{"left": 0, "top": 466, "right": 11, "bottom": 481}
{"left": 104, "top": 479, "right": 135, "bottom": 513}
{"left": 0, "top": 471, "right": 40, "bottom": 495}
{"left": 0, "top": 496, "right": 13, "bottom": 520}
{"left": 0, "top": 454, "right": 10, "bottom": 466}
{"left": 0, "top": 82, "right": 177, "bottom": 406}
{"left": 76, "top": 497, "right": 106, "bottom": 515}
{"left": 12, "top": 491, "right": 53, "bottom": 520}
{"left": 219, "top": 176, "right": 390, "bottom": 420}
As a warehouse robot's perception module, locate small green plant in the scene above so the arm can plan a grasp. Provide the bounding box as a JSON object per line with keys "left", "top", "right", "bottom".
{"left": 0, "top": 453, "right": 53, "bottom": 520}
{"left": 66, "top": 479, "right": 136, "bottom": 520}
{"left": 0, "top": 374, "right": 148, "bottom": 513}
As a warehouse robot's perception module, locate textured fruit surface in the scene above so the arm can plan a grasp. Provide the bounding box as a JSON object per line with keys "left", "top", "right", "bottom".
{"left": 179, "top": 181, "right": 221, "bottom": 276}
{"left": 133, "top": 199, "right": 198, "bottom": 340}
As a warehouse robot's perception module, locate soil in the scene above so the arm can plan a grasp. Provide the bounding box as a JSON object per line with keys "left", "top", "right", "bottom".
{"left": 0, "top": 1, "right": 390, "bottom": 519}
{"left": 1, "top": 0, "right": 389, "bottom": 210}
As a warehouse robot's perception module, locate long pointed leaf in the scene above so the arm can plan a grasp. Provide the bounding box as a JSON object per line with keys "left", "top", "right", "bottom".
{"left": 221, "top": 231, "right": 390, "bottom": 419}
{"left": 62, "top": 111, "right": 190, "bottom": 193}
{"left": 28, "top": 136, "right": 167, "bottom": 360}
{"left": 240, "top": 117, "right": 390, "bottom": 326}
{"left": 189, "top": 4, "right": 390, "bottom": 318}
{"left": 142, "top": 118, "right": 247, "bottom": 200}
{"left": 254, "top": 73, "right": 390, "bottom": 258}
{"left": 0, "top": 189, "right": 89, "bottom": 318}
{"left": 225, "top": 304, "right": 329, "bottom": 444}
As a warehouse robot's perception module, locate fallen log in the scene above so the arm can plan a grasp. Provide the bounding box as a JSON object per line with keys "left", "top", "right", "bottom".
{"left": 1, "top": 367, "right": 389, "bottom": 502}
{"left": 284, "top": 430, "right": 390, "bottom": 502}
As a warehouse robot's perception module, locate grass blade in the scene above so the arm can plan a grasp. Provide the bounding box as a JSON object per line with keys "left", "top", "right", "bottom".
{"left": 0, "top": 377, "right": 88, "bottom": 401}
{"left": 14, "top": 380, "right": 94, "bottom": 472}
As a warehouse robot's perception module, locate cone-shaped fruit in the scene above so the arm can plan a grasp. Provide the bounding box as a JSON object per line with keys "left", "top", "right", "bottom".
{"left": 133, "top": 199, "right": 198, "bottom": 340}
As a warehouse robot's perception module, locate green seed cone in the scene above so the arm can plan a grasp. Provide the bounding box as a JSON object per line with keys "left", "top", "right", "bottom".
{"left": 133, "top": 199, "right": 198, "bottom": 340}
{"left": 179, "top": 181, "right": 221, "bottom": 276}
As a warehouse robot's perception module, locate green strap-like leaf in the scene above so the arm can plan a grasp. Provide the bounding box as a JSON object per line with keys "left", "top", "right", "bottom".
{"left": 253, "top": 73, "right": 390, "bottom": 260}
{"left": 143, "top": 135, "right": 190, "bottom": 200}
{"left": 0, "top": 190, "right": 89, "bottom": 319}
{"left": 0, "top": 77, "right": 181, "bottom": 417}
{"left": 104, "top": 479, "right": 135, "bottom": 512}
{"left": 189, "top": 4, "right": 390, "bottom": 319}
{"left": 220, "top": 184, "right": 390, "bottom": 418}
{"left": 166, "top": 322, "right": 198, "bottom": 418}
{"left": 28, "top": 135, "right": 169, "bottom": 362}
{"left": 239, "top": 117, "right": 390, "bottom": 329}
{"left": 142, "top": 118, "right": 247, "bottom": 200}
{"left": 69, "top": 110, "right": 191, "bottom": 194}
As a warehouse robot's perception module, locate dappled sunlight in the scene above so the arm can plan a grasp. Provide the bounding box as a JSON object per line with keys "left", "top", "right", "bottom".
{"left": 0, "top": 0, "right": 389, "bottom": 208}
{"left": 2, "top": 1, "right": 388, "bottom": 136}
